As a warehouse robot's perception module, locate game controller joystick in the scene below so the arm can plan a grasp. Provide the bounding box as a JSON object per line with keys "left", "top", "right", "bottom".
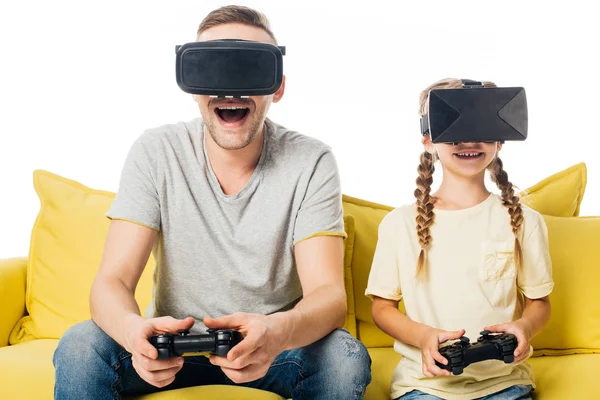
{"left": 435, "top": 330, "right": 518, "bottom": 375}
{"left": 150, "top": 328, "right": 243, "bottom": 359}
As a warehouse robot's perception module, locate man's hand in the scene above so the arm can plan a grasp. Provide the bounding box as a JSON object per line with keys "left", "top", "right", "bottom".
{"left": 123, "top": 314, "right": 195, "bottom": 388}
{"left": 418, "top": 327, "right": 466, "bottom": 378}
{"left": 484, "top": 319, "right": 532, "bottom": 364}
{"left": 204, "top": 312, "right": 290, "bottom": 383}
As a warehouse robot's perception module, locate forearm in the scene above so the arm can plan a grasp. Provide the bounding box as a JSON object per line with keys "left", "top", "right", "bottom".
{"left": 372, "top": 300, "right": 431, "bottom": 349}
{"left": 90, "top": 276, "right": 143, "bottom": 350}
{"left": 518, "top": 296, "right": 551, "bottom": 339}
{"left": 276, "top": 284, "right": 346, "bottom": 350}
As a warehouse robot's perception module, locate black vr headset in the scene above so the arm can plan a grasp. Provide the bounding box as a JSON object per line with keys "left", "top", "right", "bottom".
{"left": 420, "top": 79, "right": 528, "bottom": 144}
{"left": 175, "top": 39, "right": 286, "bottom": 98}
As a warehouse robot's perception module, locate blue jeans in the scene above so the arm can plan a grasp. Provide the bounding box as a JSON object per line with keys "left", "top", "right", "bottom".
{"left": 53, "top": 320, "right": 372, "bottom": 400}
{"left": 396, "top": 384, "right": 533, "bottom": 399}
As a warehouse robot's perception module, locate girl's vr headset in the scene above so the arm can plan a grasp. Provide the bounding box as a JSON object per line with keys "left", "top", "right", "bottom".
{"left": 175, "top": 39, "right": 285, "bottom": 98}
{"left": 420, "top": 79, "right": 528, "bottom": 143}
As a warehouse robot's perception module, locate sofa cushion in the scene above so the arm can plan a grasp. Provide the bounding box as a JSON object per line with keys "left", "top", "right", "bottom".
{"left": 134, "top": 386, "right": 284, "bottom": 400}
{"left": 342, "top": 195, "right": 396, "bottom": 347}
{"left": 519, "top": 162, "right": 587, "bottom": 217}
{"left": 0, "top": 339, "right": 58, "bottom": 400}
{"left": 0, "top": 339, "right": 284, "bottom": 399}
{"left": 342, "top": 163, "right": 589, "bottom": 348}
{"left": 531, "top": 216, "right": 600, "bottom": 355}
{"left": 10, "top": 170, "right": 358, "bottom": 343}
{"left": 367, "top": 347, "right": 598, "bottom": 400}
{"left": 527, "top": 354, "right": 599, "bottom": 399}
{"left": 10, "top": 170, "right": 156, "bottom": 344}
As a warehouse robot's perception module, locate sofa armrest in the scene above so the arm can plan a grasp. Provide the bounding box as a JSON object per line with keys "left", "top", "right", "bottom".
{"left": 0, "top": 257, "right": 27, "bottom": 347}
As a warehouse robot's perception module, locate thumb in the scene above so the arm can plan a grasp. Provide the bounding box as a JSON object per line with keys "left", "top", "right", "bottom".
{"left": 151, "top": 316, "right": 195, "bottom": 333}
{"left": 439, "top": 329, "right": 466, "bottom": 343}
{"left": 204, "top": 313, "right": 247, "bottom": 330}
{"left": 484, "top": 324, "right": 508, "bottom": 333}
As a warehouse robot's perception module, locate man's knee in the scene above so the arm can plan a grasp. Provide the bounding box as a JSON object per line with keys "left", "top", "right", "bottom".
{"left": 307, "top": 329, "right": 372, "bottom": 395}
{"left": 53, "top": 319, "right": 122, "bottom": 369}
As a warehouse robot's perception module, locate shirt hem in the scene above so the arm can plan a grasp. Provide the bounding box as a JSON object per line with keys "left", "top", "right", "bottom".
{"left": 293, "top": 231, "right": 347, "bottom": 245}
{"left": 390, "top": 379, "right": 535, "bottom": 400}
{"left": 105, "top": 215, "right": 160, "bottom": 231}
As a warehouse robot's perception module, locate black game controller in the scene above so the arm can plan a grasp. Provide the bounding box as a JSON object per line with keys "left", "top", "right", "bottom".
{"left": 435, "top": 330, "right": 518, "bottom": 375}
{"left": 150, "top": 328, "right": 243, "bottom": 359}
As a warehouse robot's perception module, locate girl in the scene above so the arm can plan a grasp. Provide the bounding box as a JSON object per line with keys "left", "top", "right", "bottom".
{"left": 366, "top": 78, "right": 554, "bottom": 400}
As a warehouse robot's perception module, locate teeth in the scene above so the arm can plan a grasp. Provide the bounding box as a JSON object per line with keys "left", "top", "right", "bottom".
{"left": 457, "top": 153, "right": 480, "bottom": 157}
{"left": 217, "top": 106, "right": 246, "bottom": 110}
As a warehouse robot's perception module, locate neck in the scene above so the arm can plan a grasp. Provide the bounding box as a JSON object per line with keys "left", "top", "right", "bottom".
{"left": 204, "top": 123, "right": 265, "bottom": 195}
{"left": 434, "top": 170, "right": 490, "bottom": 210}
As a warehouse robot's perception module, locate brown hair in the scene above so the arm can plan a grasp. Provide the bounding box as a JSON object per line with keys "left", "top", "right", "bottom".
{"left": 415, "top": 78, "right": 524, "bottom": 278}
{"left": 196, "top": 5, "right": 277, "bottom": 43}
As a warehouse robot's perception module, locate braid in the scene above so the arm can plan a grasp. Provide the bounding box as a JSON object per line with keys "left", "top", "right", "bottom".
{"left": 414, "top": 151, "right": 436, "bottom": 278}
{"left": 489, "top": 157, "right": 524, "bottom": 273}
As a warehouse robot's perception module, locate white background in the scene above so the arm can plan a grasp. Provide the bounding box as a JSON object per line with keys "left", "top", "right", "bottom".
{"left": 1, "top": 0, "right": 598, "bottom": 259}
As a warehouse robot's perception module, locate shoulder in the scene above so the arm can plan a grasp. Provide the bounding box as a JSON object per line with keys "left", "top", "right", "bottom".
{"left": 266, "top": 119, "right": 334, "bottom": 162}
{"left": 136, "top": 118, "right": 202, "bottom": 147}
{"left": 379, "top": 203, "right": 417, "bottom": 234}
{"left": 520, "top": 202, "right": 547, "bottom": 240}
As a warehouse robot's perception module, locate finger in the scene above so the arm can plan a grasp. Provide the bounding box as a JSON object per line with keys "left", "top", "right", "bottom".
{"left": 133, "top": 335, "right": 158, "bottom": 359}
{"left": 514, "top": 339, "right": 529, "bottom": 358}
{"left": 227, "top": 333, "right": 258, "bottom": 361}
{"left": 425, "top": 351, "right": 450, "bottom": 377}
{"left": 151, "top": 316, "right": 195, "bottom": 334}
{"left": 132, "top": 357, "right": 180, "bottom": 388}
{"left": 211, "top": 346, "right": 261, "bottom": 370}
{"left": 430, "top": 348, "right": 448, "bottom": 366}
{"left": 424, "top": 349, "right": 450, "bottom": 377}
{"left": 136, "top": 352, "right": 184, "bottom": 372}
{"left": 483, "top": 324, "right": 507, "bottom": 333}
{"left": 439, "top": 329, "right": 466, "bottom": 343}
{"left": 139, "top": 366, "right": 181, "bottom": 388}
{"left": 222, "top": 363, "right": 267, "bottom": 384}
{"left": 204, "top": 313, "right": 248, "bottom": 330}
{"left": 422, "top": 364, "right": 434, "bottom": 378}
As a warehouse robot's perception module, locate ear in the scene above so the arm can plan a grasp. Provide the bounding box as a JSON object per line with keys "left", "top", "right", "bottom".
{"left": 422, "top": 134, "right": 435, "bottom": 155}
{"left": 497, "top": 141, "right": 503, "bottom": 152}
{"left": 272, "top": 75, "right": 286, "bottom": 103}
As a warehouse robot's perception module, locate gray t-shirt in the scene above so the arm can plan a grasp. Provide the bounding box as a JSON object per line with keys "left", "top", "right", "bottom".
{"left": 106, "top": 117, "right": 345, "bottom": 333}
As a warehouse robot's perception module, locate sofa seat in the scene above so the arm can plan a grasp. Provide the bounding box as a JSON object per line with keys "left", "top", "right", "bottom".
{"left": 366, "top": 347, "right": 599, "bottom": 400}
{"left": 0, "top": 339, "right": 284, "bottom": 399}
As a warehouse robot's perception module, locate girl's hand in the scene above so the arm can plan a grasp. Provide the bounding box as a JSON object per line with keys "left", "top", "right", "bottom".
{"left": 484, "top": 319, "right": 531, "bottom": 364}
{"left": 418, "top": 327, "right": 466, "bottom": 377}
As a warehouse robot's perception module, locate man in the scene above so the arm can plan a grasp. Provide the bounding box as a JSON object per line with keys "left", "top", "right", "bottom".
{"left": 53, "top": 5, "right": 372, "bottom": 399}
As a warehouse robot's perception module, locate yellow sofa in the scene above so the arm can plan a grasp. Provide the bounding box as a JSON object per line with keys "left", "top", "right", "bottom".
{"left": 1, "top": 162, "right": 598, "bottom": 399}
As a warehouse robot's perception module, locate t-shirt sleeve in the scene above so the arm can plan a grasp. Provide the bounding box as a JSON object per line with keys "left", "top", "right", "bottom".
{"left": 105, "top": 132, "right": 161, "bottom": 231}
{"left": 365, "top": 213, "right": 402, "bottom": 301}
{"left": 293, "top": 149, "right": 346, "bottom": 244}
{"left": 518, "top": 212, "right": 554, "bottom": 299}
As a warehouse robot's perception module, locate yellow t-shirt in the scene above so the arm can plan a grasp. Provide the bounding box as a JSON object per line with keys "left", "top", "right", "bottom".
{"left": 365, "top": 193, "right": 554, "bottom": 400}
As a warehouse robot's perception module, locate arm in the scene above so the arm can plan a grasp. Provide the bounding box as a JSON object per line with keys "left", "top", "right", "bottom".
{"left": 519, "top": 295, "right": 551, "bottom": 338}
{"left": 372, "top": 296, "right": 430, "bottom": 349}
{"left": 277, "top": 235, "right": 347, "bottom": 350}
{"left": 485, "top": 295, "right": 551, "bottom": 362}
{"left": 89, "top": 219, "right": 157, "bottom": 348}
{"left": 371, "top": 295, "right": 465, "bottom": 377}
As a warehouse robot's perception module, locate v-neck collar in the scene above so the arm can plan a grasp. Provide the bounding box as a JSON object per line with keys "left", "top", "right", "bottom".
{"left": 201, "top": 121, "right": 269, "bottom": 202}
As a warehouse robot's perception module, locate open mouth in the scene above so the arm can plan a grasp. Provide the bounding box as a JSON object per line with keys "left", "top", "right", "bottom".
{"left": 215, "top": 106, "right": 250, "bottom": 124}
{"left": 453, "top": 152, "right": 484, "bottom": 159}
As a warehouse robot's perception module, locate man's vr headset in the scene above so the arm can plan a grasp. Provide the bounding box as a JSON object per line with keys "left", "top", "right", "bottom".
{"left": 175, "top": 39, "right": 286, "bottom": 98}
{"left": 420, "top": 79, "right": 528, "bottom": 144}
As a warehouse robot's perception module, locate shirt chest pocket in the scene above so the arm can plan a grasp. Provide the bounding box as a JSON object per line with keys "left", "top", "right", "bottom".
{"left": 480, "top": 241, "right": 516, "bottom": 281}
